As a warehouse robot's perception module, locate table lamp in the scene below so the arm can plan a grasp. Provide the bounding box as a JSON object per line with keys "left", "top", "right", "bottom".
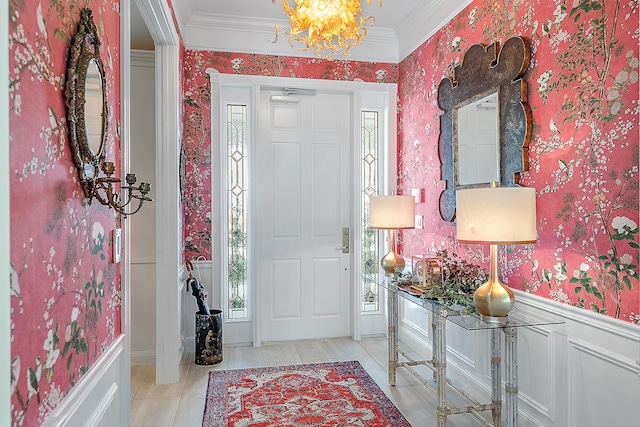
{"left": 456, "top": 185, "right": 537, "bottom": 321}
{"left": 369, "top": 195, "right": 415, "bottom": 275}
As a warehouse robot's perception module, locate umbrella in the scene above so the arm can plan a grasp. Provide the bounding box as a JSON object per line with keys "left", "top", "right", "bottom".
{"left": 186, "top": 259, "right": 210, "bottom": 315}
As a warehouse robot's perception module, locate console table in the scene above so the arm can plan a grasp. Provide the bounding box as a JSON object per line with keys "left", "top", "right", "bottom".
{"left": 363, "top": 274, "right": 563, "bottom": 427}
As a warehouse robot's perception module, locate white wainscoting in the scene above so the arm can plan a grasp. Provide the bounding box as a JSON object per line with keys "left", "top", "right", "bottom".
{"left": 40, "top": 336, "right": 128, "bottom": 427}
{"left": 399, "top": 289, "right": 640, "bottom": 427}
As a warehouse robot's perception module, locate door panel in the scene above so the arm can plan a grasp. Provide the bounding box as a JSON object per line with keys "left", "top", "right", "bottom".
{"left": 272, "top": 259, "right": 301, "bottom": 319}
{"left": 313, "top": 258, "right": 341, "bottom": 316}
{"left": 258, "top": 90, "right": 352, "bottom": 341}
{"left": 272, "top": 142, "right": 301, "bottom": 238}
{"left": 312, "top": 144, "right": 340, "bottom": 236}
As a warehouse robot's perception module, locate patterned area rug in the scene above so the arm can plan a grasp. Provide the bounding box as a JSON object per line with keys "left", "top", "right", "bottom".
{"left": 202, "top": 360, "right": 411, "bottom": 427}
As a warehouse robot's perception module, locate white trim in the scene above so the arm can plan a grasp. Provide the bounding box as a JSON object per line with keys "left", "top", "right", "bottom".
{"left": 86, "top": 383, "right": 118, "bottom": 427}
{"left": 131, "top": 49, "right": 155, "bottom": 67}
{"left": 207, "top": 72, "right": 396, "bottom": 93}
{"left": 218, "top": 86, "right": 254, "bottom": 329}
{"left": 136, "top": 0, "right": 182, "bottom": 384}
{"left": 131, "top": 258, "right": 157, "bottom": 265}
{"left": 185, "top": 18, "right": 398, "bottom": 63}
{"left": 119, "top": 2, "right": 133, "bottom": 425}
{"left": 514, "top": 288, "right": 640, "bottom": 341}
{"left": 396, "top": 0, "right": 474, "bottom": 61}
{"left": 131, "top": 350, "right": 156, "bottom": 365}
{"left": 135, "top": 0, "right": 179, "bottom": 46}
{"left": 355, "top": 91, "right": 397, "bottom": 338}
{"left": 249, "top": 87, "right": 260, "bottom": 346}
{"left": 154, "top": 41, "right": 182, "bottom": 384}
{"left": 1, "top": 0, "right": 10, "bottom": 424}
{"left": 171, "top": 0, "right": 473, "bottom": 63}
{"left": 399, "top": 290, "right": 640, "bottom": 426}
{"left": 209, "top": 72, "right": 396, "bottom": 345}
{"left": 40, "top": 336, "right": 126, "bottom": 427}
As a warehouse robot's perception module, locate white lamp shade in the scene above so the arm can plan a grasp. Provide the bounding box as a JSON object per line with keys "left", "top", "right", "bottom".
{"left": 369, "top": 195, "right": 415, "bottom": 229}
{"left": 456, "top": 187, "right": 537, "bottom": 244}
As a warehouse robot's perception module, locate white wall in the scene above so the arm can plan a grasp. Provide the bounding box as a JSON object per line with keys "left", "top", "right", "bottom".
{"left": 130, "top": 50, "right": 157, "bottom": 365}
{"left": 399, "top": 290, "right": 640, "bottom": 427}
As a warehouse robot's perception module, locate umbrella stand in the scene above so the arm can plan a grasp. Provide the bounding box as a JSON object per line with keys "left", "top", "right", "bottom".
{"left": 186, "top": 259, "right": 223, "bottom": 365}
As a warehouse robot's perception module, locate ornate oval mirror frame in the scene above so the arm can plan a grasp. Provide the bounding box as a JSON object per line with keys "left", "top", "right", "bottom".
{"left": 65, "top": 8, "right": 108, "bottom": 198}
{"left": 437, "top": 36, "right": 531, "bottom": 222}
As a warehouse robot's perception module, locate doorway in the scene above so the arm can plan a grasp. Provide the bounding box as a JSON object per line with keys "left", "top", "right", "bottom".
{"left": 211, "top": 74, "right": 396, "bottom": 346}
{"left": 256, "top": 89, "right": 353, "bottom": 341}
{"left": 126, "top": 0, "right": 182, "bottom": 384}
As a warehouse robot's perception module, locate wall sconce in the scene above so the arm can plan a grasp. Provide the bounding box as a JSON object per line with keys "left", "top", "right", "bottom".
{"left": 456, "top": 184, "right": 537, "bottom": 321}
{"left": 65, "top": 9, "right": 152, "bottom": 218}
{"left": 86, "top": 161, "right": 152, "bottom": 217}
{"left": 369, "top": 195, "right": 415, "bottom": 275}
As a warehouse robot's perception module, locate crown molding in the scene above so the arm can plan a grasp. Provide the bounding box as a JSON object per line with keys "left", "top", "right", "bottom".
{"left": 177, "top": 1, "right": 473, "bottom": 64}
{"left": 396, "top": 0, "right": 473, "bottom": 61}
{"left": 131, "top": 49, "right": 155, "bottom": 67}
{"left": 183, "top": 13, "right": 399, "bottom": 63}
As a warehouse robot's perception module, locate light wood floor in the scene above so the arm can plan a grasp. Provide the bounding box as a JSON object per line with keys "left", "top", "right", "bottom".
{"left": 131, "top": 336, "right": 488, "bottom": 427}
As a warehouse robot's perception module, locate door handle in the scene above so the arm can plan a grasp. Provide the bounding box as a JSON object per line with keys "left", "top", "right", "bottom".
{"left": 335, "top": 227, "right": 350, "bottom": 253}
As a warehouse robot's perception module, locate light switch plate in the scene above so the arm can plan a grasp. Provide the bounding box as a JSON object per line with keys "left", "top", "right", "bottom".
{"left": 113, "top": 228, "right": 121, "bottom": 264}
{"left": 415, "top": 215, "right": 423, "bottom": 229}
{"left": 411, "top": 188, "right": 421, "bottom": 203}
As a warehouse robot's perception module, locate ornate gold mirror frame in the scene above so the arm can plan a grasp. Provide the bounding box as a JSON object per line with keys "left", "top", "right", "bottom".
{"left": 437, "top": 36, "right": 531, "bottom": 222}
{"left": 65, "top": 8, "right": 108, "bottom": 198}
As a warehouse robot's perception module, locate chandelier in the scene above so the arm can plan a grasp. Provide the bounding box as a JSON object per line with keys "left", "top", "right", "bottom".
{"left": 271, "top": 0, "right": 382, "bottom": 59}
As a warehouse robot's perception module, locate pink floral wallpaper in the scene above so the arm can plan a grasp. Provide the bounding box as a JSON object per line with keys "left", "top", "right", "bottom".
{"left": 181, "top": 51, "right": 398, "bottom": 257}
{"left": 180, "top": 0, "right": 638, "bottom": 324}
{"left": 9, "top": 1, "right": 122, "bottom": 425}
{"left": 398, "top": 0, "right": 639, "bottom": 323}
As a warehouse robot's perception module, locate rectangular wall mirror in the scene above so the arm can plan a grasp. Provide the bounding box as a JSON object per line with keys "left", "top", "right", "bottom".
{"left": 454, "top": 91, "right": 499, "bottom": 186}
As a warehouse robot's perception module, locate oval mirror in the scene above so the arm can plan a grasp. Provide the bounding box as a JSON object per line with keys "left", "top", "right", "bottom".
{"left": 65, "top": 8, "right": 107, "bottom": 196}
{"left": 437, "top": 36, "right": 531, "bottom": 222}
{"left": 84, "top": 59, "right": 105, "bottom": 155}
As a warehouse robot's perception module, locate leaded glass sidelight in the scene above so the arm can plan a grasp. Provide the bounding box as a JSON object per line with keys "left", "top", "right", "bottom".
{"left": 227, "top": 105, "right": 249, "bottom": 319}
{"left": 361, "top": 111, "right": 380, "bottom": 312}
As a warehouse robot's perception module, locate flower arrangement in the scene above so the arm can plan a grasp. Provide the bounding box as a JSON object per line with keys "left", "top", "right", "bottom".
{"left": 393, "top": 249, "right": 488, "bottom": 312}
{"left": 436, "top": 249, "right": 488, "bottom": 310}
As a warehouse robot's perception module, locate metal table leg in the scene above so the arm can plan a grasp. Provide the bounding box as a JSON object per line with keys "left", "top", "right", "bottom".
{"left": 491, "top": 328, "right": 503, "bottom": 426}
{"left": 433, "top": 306, "right": 447, "bottom": 427}
{"left": 504, "top": 326, "right": 518, "bottom": 427}
{"left": 388, "top": 286, "right": 398, "bottom": 386}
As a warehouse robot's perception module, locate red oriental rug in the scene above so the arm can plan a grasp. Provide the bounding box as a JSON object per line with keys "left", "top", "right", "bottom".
{"left": 202, "top": 360, "right": 411, "bottom": 427}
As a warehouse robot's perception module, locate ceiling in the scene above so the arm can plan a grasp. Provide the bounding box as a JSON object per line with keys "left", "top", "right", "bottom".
{"left": 132, "top": 0, "right": 472, "bottom": 63}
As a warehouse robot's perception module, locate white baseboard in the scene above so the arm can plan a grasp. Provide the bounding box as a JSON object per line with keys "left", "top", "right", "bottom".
{"left": 131, "top": 349, "right": 156, "bottom": 365}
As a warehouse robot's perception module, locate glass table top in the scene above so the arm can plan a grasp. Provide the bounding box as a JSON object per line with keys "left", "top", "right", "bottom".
{"left": 362, "top": 273, "right": 564, "bottom": 331}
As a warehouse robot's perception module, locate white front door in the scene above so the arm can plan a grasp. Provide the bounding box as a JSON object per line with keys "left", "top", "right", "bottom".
{"left": 256, "top": 89, "right": 352, "bottom": 341}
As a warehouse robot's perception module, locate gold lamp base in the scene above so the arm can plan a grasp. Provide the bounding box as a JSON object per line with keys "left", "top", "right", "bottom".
{"left": 381, "top": 250, "right": 405, "bottom": 275}
{"left": 380, "top": 229, "right": 405, "bottom": 275}
{"left": 473, "top": 244, "right": 514, "bottom": 321}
